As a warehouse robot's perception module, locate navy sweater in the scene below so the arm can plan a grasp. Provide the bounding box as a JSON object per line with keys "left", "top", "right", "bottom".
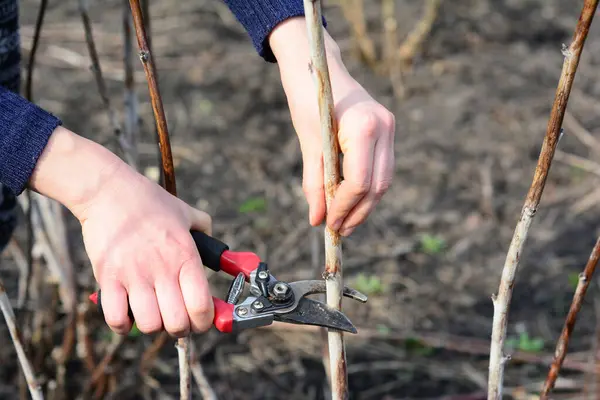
{"left": 0, "top": 0, "right": 320, "bottom": 196}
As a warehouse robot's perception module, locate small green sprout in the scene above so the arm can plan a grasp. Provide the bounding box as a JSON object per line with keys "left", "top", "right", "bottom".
{"left": 238, "top": 197, "right": 267, "bottom": 213}
{"left": 353, "top": 273, "right": 385, "bottom": 295}
{"left": 419, "top": 233, "right": 446, "bottom": 255}
{"left": 506, "top": 331, "right": 544, "bottom": 353}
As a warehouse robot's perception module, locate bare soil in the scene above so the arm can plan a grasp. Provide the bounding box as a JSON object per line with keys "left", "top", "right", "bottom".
{"left": 2, "top": 0, "right": 600, "bottom": 399}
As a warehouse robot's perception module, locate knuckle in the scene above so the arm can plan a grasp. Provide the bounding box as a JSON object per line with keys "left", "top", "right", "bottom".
{"left": 356, "top": 112, "right": 378, "bottom": 139}
{"left": 106, "top": 317, "right": 130, "bottom": 333}
{"left": 136, "top": 319, "right": 163, "bottom": 334}
{"left": 375, "top": 179, "right": 392, "bottom": 196}
{"left": 351, "top": 181, "right": 371, "bottom": 197}
{"left": 165, "top": 319, "right": 190, "bottom": 338}
{"left": 381, "top": 109, "right": 396, "bottom": 131}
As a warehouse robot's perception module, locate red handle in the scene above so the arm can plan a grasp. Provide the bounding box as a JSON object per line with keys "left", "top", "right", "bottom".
{"left": 89, "top": 292, "right": 235, "bottom": 333}
{"left": 220, "top": 250, "right": 261, "bottom": 279}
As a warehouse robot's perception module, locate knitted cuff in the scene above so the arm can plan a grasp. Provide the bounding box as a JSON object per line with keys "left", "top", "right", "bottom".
{"left": 0, "top": 86, "right": 62, "bottom": 195}
{"left": 221, "top": 0, "right": 327, "bottom": 62}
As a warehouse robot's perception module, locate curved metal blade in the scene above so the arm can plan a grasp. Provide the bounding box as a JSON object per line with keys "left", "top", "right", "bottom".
{"left": 273, "top": 297, "right": 358, "bottom": 334}
{"left": 288, "top": 280, "right": 368, "bottom": 303}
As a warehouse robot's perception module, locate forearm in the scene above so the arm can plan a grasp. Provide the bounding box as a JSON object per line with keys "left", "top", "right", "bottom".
{"left": 28, "top": 126, "right": 128, "bottom": 220}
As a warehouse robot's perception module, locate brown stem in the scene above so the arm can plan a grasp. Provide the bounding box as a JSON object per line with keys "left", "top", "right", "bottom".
{"left": 303, "top": 1, "right": 347, "bottom": 398}
{"left": 487, "top": 1, "right": 599, "bottom": 398}
{"left": 128, "top": 0, "right": 176, "bottom": 194}
{"left": 127, "top": 1, "right": 190, "bottom": 398}
{"left": 540, "top": 237, "right": 600, "bottom": 398}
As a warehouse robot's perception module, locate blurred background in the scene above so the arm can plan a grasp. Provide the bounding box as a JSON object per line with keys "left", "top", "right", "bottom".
{"left": 2, "top": 0, "right": 600, "bottom": 399}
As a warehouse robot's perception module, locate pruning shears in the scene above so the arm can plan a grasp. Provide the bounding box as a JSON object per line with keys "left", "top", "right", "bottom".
{"left": 89, "top": 230, "right": 368, "bottom": 334}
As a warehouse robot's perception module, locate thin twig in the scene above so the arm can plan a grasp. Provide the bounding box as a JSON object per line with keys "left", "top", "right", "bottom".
{"left": 397, "top": 0, "right": 441, "bottom": 68}
{"left": 487, "top": 1, "right": 599, "bottom": 398}
{"left": 0, "top": 280, "right": 43, "bottom": 400}
{"left": 127, "top": 2, "right": 190, "bottom": 399}
{"left": 190, "top": 341, "right": 218, "bottom": 400}
{"left": 303, "top": 1, "right": 347, "bottom": 398}
{"left": 123, "top": 0, "right": 139, "bottom": 166}
{"left": 554, "top": 149, "right": 600, "bottom": 177}
{"left": 79, "top": 0, "right": 137, "bottom": 169}
{"left": 563, "top": 111, "right": 600, "bottom": 154}
{"left": 540, "top": 237, "right": 600, "bottom": 398}
{"left": 336, "top": 0, "right": 377, "bottom": 70}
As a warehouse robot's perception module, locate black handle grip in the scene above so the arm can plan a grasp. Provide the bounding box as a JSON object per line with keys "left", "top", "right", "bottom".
{"left": 189, "top": 230, "right": 229, "bottom": 272}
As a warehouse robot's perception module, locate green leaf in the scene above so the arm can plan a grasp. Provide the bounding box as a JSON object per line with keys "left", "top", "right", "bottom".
{"left": 419, "top": 233, "right": 446, "bottom": 255}
{"left": 238, "top": 197, "right": 267, "bottom": 213}
{"left": 353, "top": 273, "right": 385, "bottom": 295}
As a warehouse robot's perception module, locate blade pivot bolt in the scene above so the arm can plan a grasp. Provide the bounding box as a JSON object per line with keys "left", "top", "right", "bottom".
{"left": 252, "top": 300, "right": 264, "bottom": 310}
{"left": 272, "top": 282, "right": 291, "bottom": 300}
{"left": 258, "top": 271, "right": 269, "bottom": 280}
{"left": 236, "top": 307, "right": 248, "bottom": 317}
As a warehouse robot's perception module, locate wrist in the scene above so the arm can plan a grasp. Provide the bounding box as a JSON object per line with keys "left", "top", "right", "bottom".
{"left": 29, "top": 126, "right": 131, "bottom": 221}
{"left": 269, "top": 16, "right": 343, "bottom": 70}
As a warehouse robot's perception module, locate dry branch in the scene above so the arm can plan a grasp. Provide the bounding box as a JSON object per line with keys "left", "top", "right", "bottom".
{"left": 397, "top": 0, "right": 441, "bottom": 68}
{"left": 487, "top": 1, "right": 599, "bottom": 398}
{"left": 336, "top": 0, "right": 376, "bottom": 69}
{"left": 540, "top": 237, "right": 600, "bottom": 398}
{"left": 127, "top": 1, "right": 190, "bottom": 398}
{"left": 79, "top": 0, "right": 138, "bottom": 169}
{"left": 123, "top": 0, "right": 139, "bottom": 165}
{"left": 0, "top": 281, "right": 43, "bottom": 400}
{"left": 190, "top": 341, "right": 218, "bottom": 400}
{"left": 303, "top": 1, "right": 347, "bottom": 398}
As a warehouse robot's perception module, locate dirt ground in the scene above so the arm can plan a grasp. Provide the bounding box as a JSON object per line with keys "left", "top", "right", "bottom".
{"left": 2, "top": 0, "right": 600, "bottom": 399}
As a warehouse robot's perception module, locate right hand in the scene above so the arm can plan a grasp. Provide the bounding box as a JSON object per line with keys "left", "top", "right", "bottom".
{"left": 76, "top": 162, "right": 214, "bottom": 337}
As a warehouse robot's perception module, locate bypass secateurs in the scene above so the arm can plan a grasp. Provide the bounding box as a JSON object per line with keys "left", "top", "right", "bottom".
{"left": 89, "top": 230, "right": 367, "bottom": 334}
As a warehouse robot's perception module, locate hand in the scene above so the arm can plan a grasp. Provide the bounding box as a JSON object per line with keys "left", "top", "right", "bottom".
{"left": 270, "top": 18, "right": 396, "bottom": 237}
{"left": 29, "top": 127, "right": 214, "bottom": 337}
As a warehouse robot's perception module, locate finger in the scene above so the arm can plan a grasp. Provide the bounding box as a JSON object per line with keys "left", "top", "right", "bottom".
{"left": 339, "top": 134, "right": 393, "bottom": 236}
{"left": 179, "top": 256, "right": 214, "bottom": 333}
{"left": 128, "top": 281, "right": 163, "bottom": 334}
{"left": 188, "top": 207, "right": 212, "bottom": 236}
{"left": 325, "top": 114, "right": 378, "bottom": 231}
{"left": 302, "top": 149, "right": 326, "bottom": 226}
{"left": 154, "top": 274, "right": 190, "bottom": 337}
{"left": 100, "top": 279, "right": 131, "bottom": 335}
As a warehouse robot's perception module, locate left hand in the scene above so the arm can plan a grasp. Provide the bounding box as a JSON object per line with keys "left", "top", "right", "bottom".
{"left": 270, "top": 17, "right": 396, "bottom": 237}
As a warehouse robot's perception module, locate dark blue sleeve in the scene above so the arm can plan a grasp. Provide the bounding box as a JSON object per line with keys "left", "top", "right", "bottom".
{"left": 0, "top": 85, "right": 62, "bottom": 195}
{"left": 220, "top": 0, "right": 326, "bottom": 62}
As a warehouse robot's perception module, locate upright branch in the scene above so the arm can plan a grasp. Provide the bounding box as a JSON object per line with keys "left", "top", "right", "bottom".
{"left": 79, "top": 0, "right": 138, "bottom": 169}
{"left": 487, "top": 1, "right": 599, "bottom": 398}
{"left": 127, "top": 1, "right": 190, "bottom": 398}
{"left": 123, "top": 0, "right": 139, "bottom": 166}
{"left": 303, "top": 1, "right": 348, "bottom": 398}
{"left": 540, "top": 237, "right": 600, "bottom": 398}
{"left": 0, "top": 281, "right": 43, "bottom": 400}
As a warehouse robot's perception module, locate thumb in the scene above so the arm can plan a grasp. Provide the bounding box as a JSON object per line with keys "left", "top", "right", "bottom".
{"left": 188, "top": 206, "right": 212, "bottom": 236}
{"left": 302, "top": 148, "right": 326, "bottom": 226}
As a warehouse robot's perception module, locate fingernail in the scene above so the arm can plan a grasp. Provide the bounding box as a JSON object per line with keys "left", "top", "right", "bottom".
{"left": 331, "top": 218, "right": 343, "bottom": 231}
{"left": 340, "top": 227, "right": 354, "bottom": 237}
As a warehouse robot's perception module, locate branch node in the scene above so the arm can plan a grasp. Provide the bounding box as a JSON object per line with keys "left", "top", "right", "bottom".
{"left": 139, "top": 50, "right": 149, "bottom": 62}
{"left": 561, "top": 43, "right": 573, "bottom": 59}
